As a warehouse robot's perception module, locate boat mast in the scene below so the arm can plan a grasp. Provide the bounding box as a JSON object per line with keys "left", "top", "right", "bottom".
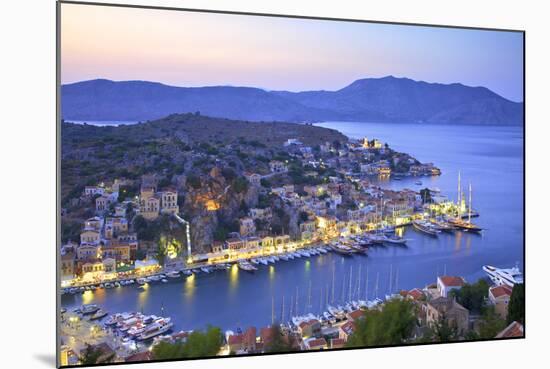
{"left": 271, "top": 296, "right": 275, "bottom": 325}
{"left": 365, "top": 266, "right": 369, "bottom": 301}
{"left": 468, "top": 183, "right": 473, "bottom": 224}
{"left": 357, "top": 264, "right": 362, "bottom": 301}
{"left": 389, "top": 264, "right": 393, "bottom": 294}
{"left": 281, "top": 295, "right": 285, "bottom": 323}
{"left": 457, "top": 171, "right": 462, "bottom": 216}
{"left": 375, "top": 272, "right": 380, "bottom": 298}
{"left": 395, "top": 267, "right": 399, "bottom": 294}
{"left": 331, "top": 263, "right": 335, "bottom": 303}
{"left": 307, "top": 281, "right": 312, "bottom": 312}
{"left": 295, "top": 287, "right": 299, "bottom": 316}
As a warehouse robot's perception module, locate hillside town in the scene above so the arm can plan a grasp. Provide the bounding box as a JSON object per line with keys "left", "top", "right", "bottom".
{"left": 61, "top": 133, "right": 444, "bottom": 287}
{"left": 60, "top": 118, "right": 523, "bottom": 366}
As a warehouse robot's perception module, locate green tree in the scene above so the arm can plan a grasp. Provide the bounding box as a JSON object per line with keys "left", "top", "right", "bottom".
{"left": 152, "top": 326, "right": 222, "bottom": 360}
{"left": 79, "top": 344, "right": 115, "bottom": 365}
{"left": 427, "top": 315, "right": 459, "bottom": 342}
{"left": 346, "top": 299, "right": 416, "bottom": 347}
{"left": 478, "top": 306, "right": 506, "bottom": 339}
{"left": 507, "top": 283, "right": 525, "bottom": 325}
{"left": 449, "top": 278, "right": 489, "bottom": 313}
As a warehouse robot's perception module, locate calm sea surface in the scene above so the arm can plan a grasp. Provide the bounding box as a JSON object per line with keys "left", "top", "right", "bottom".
{"left": 61, "top": 121, "right": 524, "bottom": 333}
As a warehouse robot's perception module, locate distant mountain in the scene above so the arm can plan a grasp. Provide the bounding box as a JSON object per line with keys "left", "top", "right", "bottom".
{"left": 61, "top": 76, "right": 523, "bottom": 125}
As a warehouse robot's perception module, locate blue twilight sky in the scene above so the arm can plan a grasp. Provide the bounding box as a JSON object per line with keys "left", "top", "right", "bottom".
{"left": 61, "top": 4, "right": 524, "bottom": 102}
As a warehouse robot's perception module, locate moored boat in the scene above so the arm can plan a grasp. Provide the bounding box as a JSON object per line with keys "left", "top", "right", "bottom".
{"left": 412, "top": 220, "right": 440, "bottom": 236}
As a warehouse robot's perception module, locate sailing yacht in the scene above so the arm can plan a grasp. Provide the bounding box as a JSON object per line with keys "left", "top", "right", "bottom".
{"left": 448, "top": 182, "right": 482, "bottom": 232}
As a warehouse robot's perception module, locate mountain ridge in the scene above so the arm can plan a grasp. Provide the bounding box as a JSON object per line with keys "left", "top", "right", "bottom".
{"left": 61, "top": 76, "right": 523, "bottom": 125}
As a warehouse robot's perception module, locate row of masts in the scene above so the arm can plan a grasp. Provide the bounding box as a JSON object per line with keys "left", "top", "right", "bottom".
{"left": 457, "top": 171, "right": 474, "bottom": 224}
{"left": 271, "top": 263, "right": 401, "bottom": 323}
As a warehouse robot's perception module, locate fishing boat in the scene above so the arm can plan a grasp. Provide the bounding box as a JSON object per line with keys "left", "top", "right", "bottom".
{"left": 89, "top": 309, "right": 108, "bottom": 321}
{"left": 317, "top": 247, "right": 328, "bottom": 254}
{"left": 182, "top": 270, "right": 193, "bottom": 276}
{"left": 412, "top": 220, "right": 440, "bottom": 236}
{"left": 293, "top": 252, "right": 302, "bottom": 258}
{"left": 250, "top": 258, "right": 260, "bottom": 265}
{"left": 279, "top": 254, "right": 289, "bottom": 261}
{"left": 286, "top": 253, "right": 295, "bottom": 260}
{"left": 258, "top": 258, "right": 269, "bottom": 266}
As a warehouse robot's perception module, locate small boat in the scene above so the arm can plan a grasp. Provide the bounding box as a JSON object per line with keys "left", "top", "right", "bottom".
{"left": 89, "top": 309, "right": 108, "bottom": 321}
{"left": 293, "top": 252, "right": 302, "bottom": 258}
{"left": 317, "top": 247, "right": 328, "bottom": 254}
{"left": 80, "top": 304, "right": 100, "bottom": 315}
{"left": 329, "top": 244, "right": 354, "bottom": 255}
{"left": 267, "top": 256, "right": 276, "bottom": 264}
{"left": 286, "top": 253, "right": 295, "bottom": 260}
{"left": 299, "top": 250, "right": 311, "bottom": 257}
{"left": 182, "top": 270, "right": 193, "bottom": 276}
{"left": 384, "top": 235, "right": 408, "bottom": 245}
{"left": 166, "top": 271, "right": 180, "bottom": 279}
{"left": 279, "top": 254, "right": 289, "bottom": 261}
{"left": 251, "top": 258, "right": 260, "bottom": 265}
{"left": 259, "top": 258, "right": 269, "bottom": 266}
{"left": 161, "top": 279, "right": 168, "bottom": 283}
{"left": 200, "top": 267, "right": 212, "bottom": 274}
{"left": 272, "top": 255, "right": 280, "bottom": 262}
{"left": 238, "top": 261, "right": 257, "bottom": 272}
{"left": 412, "top": 220, "right": 440, "bottom": 236}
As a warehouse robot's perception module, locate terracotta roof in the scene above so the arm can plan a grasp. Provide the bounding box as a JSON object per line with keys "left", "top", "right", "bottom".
{"left": 227, "top": 334, "right": 243, "bottom": 345}
{"left": 347, "top": 310, "right": 365, "bottom": 321}
{"left": 408, "top": 288, "right": 425, "bottom": 300}
{"left": 439, "top": 276, "right": 465, "bottom": 287}
{"left": 340, "top": 321, "right": 356, "bottom": 335}
{"left": 330, "top": 338, "right": 345, "bottom": 348}
{"left": 496, "top": 321, "right": 524, "bottom": 338}
{"left": 307, "top": 338, "right": 327, "bottom": 348}
{"left": 490, "top": 285, "right": 513, "bottom": 299}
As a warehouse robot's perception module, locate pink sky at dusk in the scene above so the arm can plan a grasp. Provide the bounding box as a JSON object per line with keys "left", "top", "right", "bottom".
{"left": 61, "top": 2, "right": 524, "bottom": 101}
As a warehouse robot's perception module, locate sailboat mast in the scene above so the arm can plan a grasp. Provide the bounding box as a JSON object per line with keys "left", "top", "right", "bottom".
{"left": 395, "top": 268, "right": 399, "bottom": 294}
{"left": 271, "top": 296, "right": 275, "bottom": 325}
{"left": 281, "top": 295, "right": 285, "bottom": 323}
{"left": 307, "top": 281, "right": 312, "bottom": 312}
{"left": 365, "top": 266, "right": 369, "bottom": 301}
{"left": 357, "top": 264, "right": 362, "bottom": 301}
{"left": 295, "top": 287, "right": 299, "bottom": 316}
{"left": 331, "top": 264, "right": 335, "bottom": 303}
{"left": 389, "top": 264, "right": 393, "bottom": 294}
{"left": 468, "top": 183, "right": 472, "bottom": 224}
{"left": 375, "top": 272, "right": 380, "bottom": 298}
{"left": 348, "top": 266, "right": 353, "bottom": 302}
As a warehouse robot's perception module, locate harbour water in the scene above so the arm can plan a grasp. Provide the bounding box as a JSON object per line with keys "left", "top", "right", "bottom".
{"left": 61, "top": 121, "right": 524, "bottom": 333}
